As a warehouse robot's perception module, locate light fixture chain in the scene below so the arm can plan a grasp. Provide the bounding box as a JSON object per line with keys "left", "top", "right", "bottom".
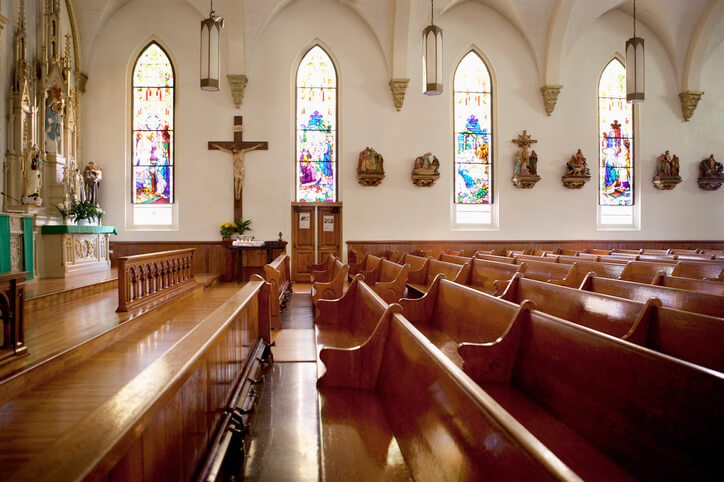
{"left": 633, "top": 0, "right": 636, "bottom": 37}
{"left": 431, "top": 0, "right": 434, "bottom": 26}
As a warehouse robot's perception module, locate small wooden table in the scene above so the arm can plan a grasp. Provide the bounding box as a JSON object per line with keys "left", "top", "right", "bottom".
{"left": 226, "top": 240, "right": 287, "bottom": 283}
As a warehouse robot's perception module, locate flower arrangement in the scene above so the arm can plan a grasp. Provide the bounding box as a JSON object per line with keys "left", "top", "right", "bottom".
{"left": 220, "top": 219, "right": 252, "bottom": 239}
{"left": 70, "top": 200, "right": 102, "bottom": 223}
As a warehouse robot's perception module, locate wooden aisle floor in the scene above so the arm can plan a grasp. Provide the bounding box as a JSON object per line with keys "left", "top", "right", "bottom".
{"left": 0, "top": 280, "right": 245, "bottom": 475}
{"left": 271, "top": 283, "right": 316, "bottom": 362}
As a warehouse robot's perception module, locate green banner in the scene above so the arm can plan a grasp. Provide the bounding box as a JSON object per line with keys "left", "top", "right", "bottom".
{"left": 23, "top": 216, "right": 33, "bottom": 279}
{"left": 0, "top": 216, "right": 10, "bottom": 273}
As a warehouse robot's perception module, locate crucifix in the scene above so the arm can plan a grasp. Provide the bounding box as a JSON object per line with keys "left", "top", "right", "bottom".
{"left": 208, "top": 116, "right": 269, "bottom": 220}
{"left": 512, "top": 130, "right": 537, "bottom": 160}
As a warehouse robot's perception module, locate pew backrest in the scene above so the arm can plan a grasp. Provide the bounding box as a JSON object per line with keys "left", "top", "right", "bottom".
{"left": 619, "top": 261, "right": 675, "bottom": 283}
{"left": 580, "top": 274, "right": 724, "bottom": 318}
{"left": 651, "top": 273, "right": 724, "bottom": 296}
{"left": 556, "top": 260, "right": 629, "bottom": 288}
{"left": 501, "top": 274, "right": 649, "bottom": 339}
{"left": 424, "top": 259, "right": 471, "bottom": 286}
{"left": 437, "top": 253, "right": 473, "bottom": 265}
{"left": 468, "top": 258, "right": 526, "bottom": 295}
{"left": 372, "top": 260, "right": 409, "bottom": 304}
{"left": 476, "top": 253, "right": 516, "bottom": 264}
{"left": 399, "top": 253, "right": 429, "bottom": 272}
{"left": 671, "top": 260, "right": 724, "bottom": 281}
{"left": 515, "top": 259, "right": 574, "bottom": 283}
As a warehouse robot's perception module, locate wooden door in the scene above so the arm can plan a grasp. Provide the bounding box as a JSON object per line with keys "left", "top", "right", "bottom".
{"left": 291, "top": 203, "right": 342, "bottom": 282}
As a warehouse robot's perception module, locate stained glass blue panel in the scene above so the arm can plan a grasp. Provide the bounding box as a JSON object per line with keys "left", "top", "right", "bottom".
{"left": 599, "top": 59, "right": 633, "bottom": 206}
{"left": 454, "top": 52, "right": 492, "bottom": 204}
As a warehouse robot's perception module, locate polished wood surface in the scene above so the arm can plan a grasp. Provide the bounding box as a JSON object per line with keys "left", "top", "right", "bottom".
{"left": 0, "top": 271, "right": 28, "bottom": 363}
{"left": 318, "top": 314, "right": 579, "bottom": 481}
{"left": 619, "top": 260, "right": 676, "bottom": 283}
{"left": 406, "top": 258, "right": 470, "bottom": 295}
{"left": 580, "top": 273, "right": 724, "bottom": 317}
{"left": 460, "top": 308, "right": 724, "bottom": 481}
{"left": 512, "top": 258, "right": 574, "bottom": 283}
{"left": 672, "top": 260, "right": 724, "bottom": 280}
{"left": 467, "top": 258, "right": 525, "bottom": 294}
{"left": 652, "top": 273, "right": 724, "bottom": 295}
{"left": 110, "top": 240, "right": 228, "bottom": 274}
{"left": 0, "top": 278, "right": 271, "bottom": 480}
{"left": 311, "top": 258, "right": 348, "bottom": 305}
{"left": 555, "top": 260, "right": 629, "bottom": 288}
{"left": 368, "top": 259, "right": 409, "bottom": 304}
{"left": 291, "top": 203, "right": 343, "bottom": 282}
{"left": 437, "top": 252, "right": 472, "bottom": 264}
{"left": 500, "top": 274, "right": 654, "bottom": 339}
{"left": 116, "top": 248, "right": 198, "bottom": 312}
{"left": 263, "top": 254, "right": 292, "bottom": 330}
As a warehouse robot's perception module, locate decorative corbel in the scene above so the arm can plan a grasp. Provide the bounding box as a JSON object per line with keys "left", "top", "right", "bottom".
{"left": 540, "top": 84, "right": 563, "bottom": 116}
{"left": 679, "top": 90, "right": 704, "bottom": 121}
{"left": 389, "top": 78, "right": 409, "bottom": 112}
{"left": 76, "top": 71, "right": 88, "bottom": 93}
{"left": 227, "top": 74, "right": 248, "bottom": 109}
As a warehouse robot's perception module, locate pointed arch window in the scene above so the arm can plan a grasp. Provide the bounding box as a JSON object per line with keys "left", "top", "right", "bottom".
{"left": 295, "top": 45, "right": 337, "bottom": 202}
{"left": 131, "top": 42, "right": 175, "bottom": 226}
{"left": 453, "top": 51, "right": 493, "bottom": 226}
{"left": 598, "top": 58, "right": 635, "bottom": 227}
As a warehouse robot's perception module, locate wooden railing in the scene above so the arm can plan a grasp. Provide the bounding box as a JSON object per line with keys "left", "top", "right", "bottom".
{"left": 116, "top": 248, "right": 198, "bottom": 312}
{"left": 14, "top": 277, "right": 273, "bottom": 481}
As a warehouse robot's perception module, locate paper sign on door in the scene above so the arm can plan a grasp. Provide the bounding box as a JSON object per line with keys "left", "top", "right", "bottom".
{"left": 323, "top": 215, "right": 335, "bottom": 232}
{"left": 299, "top": 213, "right": 311, "bottom": 229}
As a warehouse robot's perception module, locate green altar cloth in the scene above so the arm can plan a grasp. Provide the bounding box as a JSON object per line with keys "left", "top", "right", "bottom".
{"left": 41, "top": 225, "right": 118, "bottom": 235}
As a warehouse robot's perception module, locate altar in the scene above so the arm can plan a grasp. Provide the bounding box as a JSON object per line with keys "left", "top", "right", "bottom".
{"left": 39, "top": 225, "right": 116, "bottom": 278}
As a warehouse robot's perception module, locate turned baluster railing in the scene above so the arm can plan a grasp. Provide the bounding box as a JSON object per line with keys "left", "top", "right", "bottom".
{"left": 117, "top": 249, "right": 197, "bottom": 312}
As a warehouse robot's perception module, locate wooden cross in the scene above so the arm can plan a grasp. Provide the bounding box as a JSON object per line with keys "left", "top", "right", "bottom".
{"left": 208, "top": 116, "right": 269, "bottom": 220}
{"left": 512, "top": 130, "right": 537, "bottom": 160}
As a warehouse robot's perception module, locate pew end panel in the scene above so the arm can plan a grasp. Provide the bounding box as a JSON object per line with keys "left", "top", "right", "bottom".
{"left": 372, "top": 262, "right": 409, "bottom": 304}
{"left": 317, "top": 304, "right": 402, "bottom": 390}
{"left": 398, "top": 274, "right": 443, "bottom": 326}
{"left": 315, "top": 274, "right": 364, "bottom": 326}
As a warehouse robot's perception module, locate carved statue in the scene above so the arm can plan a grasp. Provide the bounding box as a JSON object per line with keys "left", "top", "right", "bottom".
{"left": 83, "top": 161, "right": 102, "bottom": 205}
{"left": 44, "top": 85, "right": 64, "bottom": 154}
{"left": 211, "top": 142, "right": 264, "bottom": 200}
{"left": 411, "top": 152, "right": 440, "bottom": 187}
{"left": 698, "top": 154, "right": 724, "bottom": 191}
{"left": 653, "top": 150, "right": 682, "bottom": 190}
{"left": 23, "top": 146, "right": 42, "bottom": 201}
{"left": 511, "top": 130, "right": 540, "bottom": 189}
{"left": 356, "top": 147, "right": 385, "bottom": 186}
{"left": 561, "top": 149, "right": 591, "bottom": 189}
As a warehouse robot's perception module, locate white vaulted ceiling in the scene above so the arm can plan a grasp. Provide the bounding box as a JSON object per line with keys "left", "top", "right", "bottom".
{"left": 70, "top": 0, "right": 724, "bottom": 91}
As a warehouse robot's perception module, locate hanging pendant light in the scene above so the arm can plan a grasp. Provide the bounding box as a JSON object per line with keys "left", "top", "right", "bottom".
{"left": 200, "top": 0, "right": 224, "bottom": 91}
{"left": 626, "top": 0, "right": 644, "bottom": 103}
{"left": 422, "top": 0, "right": 443, "bottom": 95}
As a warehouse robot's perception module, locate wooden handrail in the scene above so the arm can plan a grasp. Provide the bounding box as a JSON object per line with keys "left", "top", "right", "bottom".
{"left": 14, "top": 278, "right": 272, "bottom": 481}
{"left": 117, "top": 248, "right": 197, "bottom": 312}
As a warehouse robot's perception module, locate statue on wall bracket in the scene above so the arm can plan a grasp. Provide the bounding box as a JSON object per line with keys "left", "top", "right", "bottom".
{"left": 697, "top": 154, "right": 724, "bottom": 191}
{"left": 511, "top": 130, "right": 540, "bottom": 189}
{"left": 357, "top": 147, "right": 385, "bottom": 186}
{"left": 652, "top": 150, "right": 682, "bottom": 190}
{"left": 412, "top": 152, "right": 440, "bottom": 187}
{"left": 561, "top": 149, "right": 591, "bottom": 189}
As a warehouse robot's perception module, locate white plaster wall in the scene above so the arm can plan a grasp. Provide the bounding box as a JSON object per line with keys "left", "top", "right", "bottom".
{"left": 80, "top": 0, "right": 724, "bottom": 243}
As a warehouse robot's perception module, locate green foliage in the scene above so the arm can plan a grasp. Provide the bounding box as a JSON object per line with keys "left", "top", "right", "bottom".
{"left": 219, "top": 219, "right": 252, "bottom": 239}
{"left": 70, "top": 201, "right": 102, "bottom": 222}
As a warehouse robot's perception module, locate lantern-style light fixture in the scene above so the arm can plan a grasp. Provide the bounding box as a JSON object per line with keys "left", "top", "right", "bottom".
{"left": 200, "top": 0, "right": 224, "bottom": 91}
{"left": 422, "top": 0, "right": 442, "bottom": 95}
{"left": 626, "top": 0, "right": 644, "bottom": 103}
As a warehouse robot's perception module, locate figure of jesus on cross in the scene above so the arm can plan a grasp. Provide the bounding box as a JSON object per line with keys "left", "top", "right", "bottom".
{"left": 208, "top": 116, "right": 269, "bottom": 220}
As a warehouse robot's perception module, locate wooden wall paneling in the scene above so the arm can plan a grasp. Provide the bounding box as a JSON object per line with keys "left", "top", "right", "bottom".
{"left": 182, "top": 368, "right": 209, "bottom": 480}
{"left": 109, "top": 437, "right": 143, "bottom": 482}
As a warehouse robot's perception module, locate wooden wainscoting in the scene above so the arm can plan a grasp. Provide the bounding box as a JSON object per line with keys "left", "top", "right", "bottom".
{"left": 346, "top": 240, "right": 724, "bottom": 263}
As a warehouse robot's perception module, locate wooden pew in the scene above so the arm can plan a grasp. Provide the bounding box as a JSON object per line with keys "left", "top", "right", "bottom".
{"left": 399, "top": 277, "right": 529, "bottom": 365}
{"left": 116, "top": 249, "right": 199, "bottom": 312}
{"left": 466, "top": 258, "right": 527, "bottom": 295}
{"left": 584, "top": 248, "right": 611, "bottom": 255}
{"left": 499, "top": 274, "right": 653, "bottom": 339}
{"left": 580, "top": 273, "right": 724, "bottom": 318}
{"left": 310, "top": 254, "right": 336, "bottom": 274}
{"left": 555, "top": 260, "right": 629, "bottom": 288}
{"left": 348, "top": 253, "right": 383, "bottom": 280}
{"left": 651, "top": 272, "right": 724, "bottom": 296}
{"left": 557, "top": 254, "right": 599, "bottom": 263}
{"left": 398, "top": 252, "right": 429, "bottom": 272}
{"left": 263, "top": 254, "right": 292, "bottom": 329}
{"left": 457, "top": 308, "right": 724, "bottom": 481}
{"left": 360, "top": 259, "right": 410, "bottom": 304}
{"left": 514, "top": 254, "right": 551, "bottom": 264}
{"left": 619, "top": 260, "right": 675, "bottom": 283}
{"left": 671, "top": 260, "right": 724, "bottom": 281}
{"left": 317, "top": 313, "right": 579, "bottom": 481}
{"left": 475, "top": 253, "right": 516, "bottom": 264}
{"left": 406, "top": 259, "right": 470, "bottom": 296}
{"left": 596, "top": 255, "right": 633, "bottom": 265}
{"left": 472, "top": 249, "right": 495, "bottom": 256}
{"left": 512, "top": 258, "right": 574, "bottom": 283}
{"left": 312, "top": 258, "right": 349, "bottom": 305}
{"left": 437, "top": 252, "right": 472, "bottom": 265}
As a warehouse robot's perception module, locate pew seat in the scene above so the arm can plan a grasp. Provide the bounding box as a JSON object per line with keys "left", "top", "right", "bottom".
{"left": 458, "top": 308, "right": 724, "bottom": 481}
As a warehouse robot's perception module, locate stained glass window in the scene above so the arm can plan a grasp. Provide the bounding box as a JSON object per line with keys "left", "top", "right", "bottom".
{"left": 296, "top": 46, "right": 337, "bottom": 202}
{"left": 132, "top": 43, "right": 174, "bottom": 205}
{"left": 454, "top": 51, "right": 492, "bottom": 205}
{"left": 598, "top": 59, "right": 633, "bottom": 206}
